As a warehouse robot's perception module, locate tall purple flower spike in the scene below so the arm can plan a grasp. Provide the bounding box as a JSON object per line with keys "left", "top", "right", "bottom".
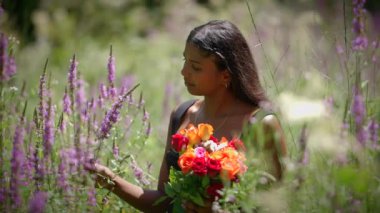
{"left": 98, "top": 84, "right": 139, "bottom": 140}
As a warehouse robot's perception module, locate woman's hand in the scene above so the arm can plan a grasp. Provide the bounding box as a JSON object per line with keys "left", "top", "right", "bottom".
{"left": 85, "top": 161, "right": 116, "bottom": 189}
{"left": 183, "top": 200, "right": 213, "bottom": 213}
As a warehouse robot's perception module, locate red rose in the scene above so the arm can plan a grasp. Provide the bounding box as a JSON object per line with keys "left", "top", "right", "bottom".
{"left": 228, "top": 138, "right": 246, "bottom": 151}
{"left": 206, "top": 183, "right": 224, "bottom": 200}
{"left": 209, "top": 135, "right": 219, "bottom": 144}
{"left": 207, "top": 158, "right": 221, "bottom": 177}
{"left": 171, "top": 134, "right": 189, "bottom": 152}
{"left": 191, "top": 157, "right": 208, "bottom": 176}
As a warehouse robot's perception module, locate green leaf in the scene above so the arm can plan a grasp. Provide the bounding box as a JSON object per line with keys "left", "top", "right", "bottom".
{"left": 173, "top": 199, "right": 185, "bottom": 213}
{"left": 153, "top": 195, "right": 168, "bottom": 206}
{"left": 201, "top": 176, "right": 210, "bottom": 188}
{"left": 164, "top": 184, "right": 175, "bottom": 197}
{"left": 191, "top": 193, "right": 205, "bottom": 207}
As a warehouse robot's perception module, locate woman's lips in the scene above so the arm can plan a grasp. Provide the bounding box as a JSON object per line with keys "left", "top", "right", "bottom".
{"left": 184, "top": 81, "right": 195, "bottom": 87}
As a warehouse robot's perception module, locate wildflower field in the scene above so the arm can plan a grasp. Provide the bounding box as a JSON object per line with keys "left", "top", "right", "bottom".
{"left": 0, "top": 0, "right": 379, "bottom": 212}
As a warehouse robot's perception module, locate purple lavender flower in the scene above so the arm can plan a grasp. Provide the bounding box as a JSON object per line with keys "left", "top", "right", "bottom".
{"left": 88, "top": 187, "right": 97, "bottom": 207}
{"left": 57, "top": 151, "right": 70, "bottom": 193}
{"left": 97, "top": 95, "right": 104, "bottom": 109}
{"left": 98, "top": 84, "right": 139, "bottom": 139}
{"left": 113, "top": 141, "right": 119, "bottom": 159}
{"left": 98, "top": 101, "right": 121, "bottom": 139}
{"left": 43, "top": 101, "right": 55, "bottom": 157}
{"left": 107, "top": 46, "right": 117, "bottom": 99}
{"left": 138, "top": 92, "right": 145, "bottom": 109}
{"left": 340, "top": 122, "right": 350, "bottom": 138}
{"left": 108, "top": 86, "right": 117, "bottom": 99}
{"left": 33, "top": 142, "right": 45, "bottom": 190}
{"left": 62, "top": 87, "right": 71, "bottom": 115}
{"left": 130, "top": 159, "right": 150, "bottom": 185}
{"left": 351, "top": 0, "right": 368, "bottom": 51}
{"left": 352, "top": 17, "right": 364, "bottom": 34}
{"left": 373, "top": 40, "right": 379, "bottom": 49}
{"left": 23, "top": 145, "right": 35, "bottom": 186}
{"left": 107, "top": 46, "right": 116, "bottom": 85}
{"left": 28, "top": 191, "right": 48, "bottom": 213}
{"left": 0, "top": 33, "right": 8, "bottom": 81}
{"left": 145, "top": 122, "right": 151, "bottom": 137}
{"left": 352, "top": 36, "right": 368, "bottom": 51}
{"left": 76, "top": 78, "right": 86, "bottom": 115}
{"left": 119, "top": 75, "right": 135, "bottom": 96}
{"left": 352, "top": 89, "right": 366, "bottom": 127}
{"left": 38, "top": 69, "right": 47, "bottom": 123}
{"left": 88, "top": 97, "right": 96, "bottom": 112}
{"left": 58, "top": 113, "right": 66, "bottom": 133}
{"left": 0, "top": 180, "right": 6, "bottom": 204}
{"left": 5, "top": 54, "right": 16, "bottom": 79}
{"left": 21, "top": 121, "right": 36, "bottom": 186}
{"left": 352, "top": 89, "right": 368, "bottom": 145}
{"left": 335, "top": 44, "right": 344, "bottom": 54}
{"left": 143, "top": 107, "right": 149, "bottom": 122}
{"left": 99, "top": 83, "right": 108, "bottom": 99}
{"left": 68, "top": 55, "right": 78, "bottom": 93}
{"left": 127, "top": 94, "right": 134, "bottom": 105}
{"left": 368, "top": 118, "right": 379, "bottom": 146}
{"left": 10, "top": 124, "right": 26, "bottom": 208}
{"left": 61, "top": 148, "right": 80, "bottom": 173}
{"left": 356, "top": 127, "right": 369, "bottom": 146}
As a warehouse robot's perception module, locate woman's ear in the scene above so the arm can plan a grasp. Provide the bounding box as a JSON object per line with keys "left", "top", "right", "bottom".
{"left": 221, "top": 70, "right": 231, "bottom": 87}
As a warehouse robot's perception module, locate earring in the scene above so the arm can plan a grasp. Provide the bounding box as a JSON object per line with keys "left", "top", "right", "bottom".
{"left": 224, "top": 83, "right": 228, "bottom": 88}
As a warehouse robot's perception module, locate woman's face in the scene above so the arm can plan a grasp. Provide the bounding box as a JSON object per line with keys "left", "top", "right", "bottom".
{"left": 181, "top": 42, "right": 227, "bottom": 96}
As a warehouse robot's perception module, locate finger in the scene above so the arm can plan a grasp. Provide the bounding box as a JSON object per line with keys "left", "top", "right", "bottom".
{"left": 188, "top": 203, "right": 200, "bottom": 212}
{"left": 183, "top": 201, "right": 195, "bottom": 212}
{"left": 95, "top": 177, "right": 109, "bottom": 189}
{"left": 84, "top": 160, "right": 100, "bottom": 174}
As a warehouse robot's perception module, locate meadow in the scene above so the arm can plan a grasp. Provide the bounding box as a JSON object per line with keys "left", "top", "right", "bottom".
{"left": 0, "top": 0, "right": 379, "bottom": 212}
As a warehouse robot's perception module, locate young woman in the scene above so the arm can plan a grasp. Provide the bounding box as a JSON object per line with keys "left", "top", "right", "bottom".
{"left": 90, "top": 20, "right": 287, "bottom": 213}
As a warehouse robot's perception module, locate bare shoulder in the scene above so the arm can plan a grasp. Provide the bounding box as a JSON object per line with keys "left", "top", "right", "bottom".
{"left": 171, "top": 99, "right": 200, "bottom": 115}
{"left": 184, "top": 99, "right": 202, "bottom": 117}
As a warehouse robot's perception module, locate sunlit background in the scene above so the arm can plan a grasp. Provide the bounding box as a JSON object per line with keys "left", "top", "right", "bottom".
{"left": 1, "top": 0, "right": 379, "bottom": 212}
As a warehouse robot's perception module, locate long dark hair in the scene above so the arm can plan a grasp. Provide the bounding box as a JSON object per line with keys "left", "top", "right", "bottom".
{"left": 186, "top": 20, "right": 268, "bottom": 107}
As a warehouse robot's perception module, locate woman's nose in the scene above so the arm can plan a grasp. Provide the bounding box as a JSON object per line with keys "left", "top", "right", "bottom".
{"left": 181, "top": 63, "right": 187, "bottom": 77}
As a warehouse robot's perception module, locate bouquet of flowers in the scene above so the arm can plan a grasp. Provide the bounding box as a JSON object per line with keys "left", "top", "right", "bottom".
{"left": 163, "top": 123, "right": 248, "bottom": 211}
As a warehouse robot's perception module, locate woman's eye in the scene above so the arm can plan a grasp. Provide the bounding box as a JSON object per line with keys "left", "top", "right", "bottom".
{"left": 191, "top": 64, "right": 201, "bottom": 71}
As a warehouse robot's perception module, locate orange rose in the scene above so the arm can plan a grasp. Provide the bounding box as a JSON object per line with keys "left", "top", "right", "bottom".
{"left": 219, "top": 137, "right": 228, "bottom": 144}
{"left": 220, "top": 147, "right": 239, "bottom": 160}
{"left": 220, "top": 158, "right": 241, "bottom": 180}
{"left": 197, "top": 123, "right": 213, "bottom": 141}
{"left": 178, "top": 149, "right": 196, "bottom": 174}
{"left": 209, "top": 150, "right": 225, "bottom": 161}
{"left": 181, "top": 124, "right": 201, "bottom": 146}
{"left": 179, "top": 124, "right": 195, "bottom": 135}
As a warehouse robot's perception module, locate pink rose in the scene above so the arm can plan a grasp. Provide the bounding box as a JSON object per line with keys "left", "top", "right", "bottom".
{"left": 194, "top": 147, "right": 206, "bottom": 158}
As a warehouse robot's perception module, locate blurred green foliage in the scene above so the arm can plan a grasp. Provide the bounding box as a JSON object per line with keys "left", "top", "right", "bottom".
{"left": 1, "top": 0, "right": 379, "bottom": 212}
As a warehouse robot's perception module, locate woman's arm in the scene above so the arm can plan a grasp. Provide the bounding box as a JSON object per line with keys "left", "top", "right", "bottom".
{"left": 94, "top": 164, "right": 168, "bottom": 212}
{"left": 261, "top": 114, "right": 287, "bottom": 180}
{"left": 91, "top": 111, "right": 176, "bottom": 212}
